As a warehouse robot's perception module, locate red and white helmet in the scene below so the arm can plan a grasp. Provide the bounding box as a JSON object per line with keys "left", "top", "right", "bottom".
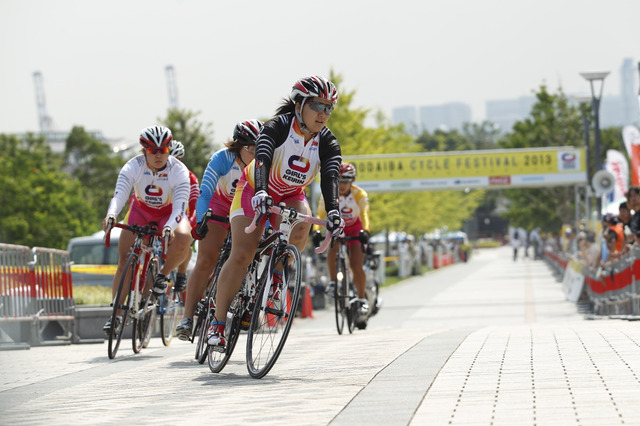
{"left": 139, "top": 125, "right": 173, "bottom": 149}
{"left": 340, "top": 162, "right": 356, "bottom": 180}
{"left": 290, "top": 75, "right": 339, "bottom": 105}
{"left": 233, "top": 119, "right": 264, "bottom": 145}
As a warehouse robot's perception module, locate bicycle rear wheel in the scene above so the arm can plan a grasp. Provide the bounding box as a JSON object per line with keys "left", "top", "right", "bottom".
{"left": 133, "top": 292, "right": 156, "bottom": 353}
{"left": 194, "top": 297, "right": 210, "bottom": 363}
{"left": 246, "top": 244, "right": 301, "bottom": 379}
{"left": 334, "top": 257, "right": 347, "bottom": 335}
{"left": 346, "top": 282, "right": 356, "bottom": 334}
{"left": 160, "top": 286, "right": 180, "bottom": 346}
{"left": 208, "top": 294, "right": 243, "bottom": 373}
{"left": 107, "top": 255, "right": 135, "bottom": 359}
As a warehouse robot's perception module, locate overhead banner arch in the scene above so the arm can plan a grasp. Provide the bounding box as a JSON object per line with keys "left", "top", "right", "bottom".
{"left": 344, "top": 147, "right": 586, "bottom": 193}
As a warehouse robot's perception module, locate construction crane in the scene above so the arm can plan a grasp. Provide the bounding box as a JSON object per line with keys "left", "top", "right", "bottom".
{"left": 165, "top": 65, "right": 179, "bottom": 110}
{"left": 32, "top": 71, "right": 56, "bottom": 134}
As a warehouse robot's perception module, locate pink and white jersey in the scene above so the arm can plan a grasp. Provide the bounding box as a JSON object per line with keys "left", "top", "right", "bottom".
{"left": 107, "top": 154, "right": 190, "bottom": 230}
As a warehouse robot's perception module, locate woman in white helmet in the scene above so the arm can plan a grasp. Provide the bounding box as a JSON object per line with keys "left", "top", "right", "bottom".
{"left": 101, "top": 125, "right": 192, "bottom": 334}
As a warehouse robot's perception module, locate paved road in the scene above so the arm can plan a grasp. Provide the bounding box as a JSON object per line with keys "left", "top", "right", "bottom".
{"left": 1, "top": 246, "right": 639, "bottom": 425}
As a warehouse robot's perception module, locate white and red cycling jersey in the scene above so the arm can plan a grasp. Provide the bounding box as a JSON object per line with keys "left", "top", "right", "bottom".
{"left": 107, "top": 154, "right": 190, "bottom": 231}
{"left": 247, "top": 113, "right": 341, "bottom": 213}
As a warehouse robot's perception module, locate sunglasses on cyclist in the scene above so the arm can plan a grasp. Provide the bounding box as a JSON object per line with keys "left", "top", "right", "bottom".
{"left": 145, "top": 146, "right": 170, "bottom": 155}
{"left": 307, "top": 100, "right": 334, "bottom": 115}
{"left": 244, "top": 145, "right": 256, "bottom": 153}
{"left": 338, "top": 179, "right": 353, "bottom": 184}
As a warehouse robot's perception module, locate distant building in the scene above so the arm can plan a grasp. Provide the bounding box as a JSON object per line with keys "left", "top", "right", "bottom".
{"left": 392, "top": 57, "right": 639, "bottom": 135}
{"left": 392, "top": 106, "right": 419, "bottom": 135}
{"left": 485, "top": 96, "right": 536, "bottom": 134}
{"left": 419, "top": 102, "right": 471, "bottom": 133}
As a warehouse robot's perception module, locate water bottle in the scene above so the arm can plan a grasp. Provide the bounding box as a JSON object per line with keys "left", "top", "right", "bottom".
{"left": 153, "top": 237, "right": 163, "bottom": 257}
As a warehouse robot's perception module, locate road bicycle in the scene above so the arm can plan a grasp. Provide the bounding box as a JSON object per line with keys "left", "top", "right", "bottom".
{"left": 188, "top": 210, "right": 231, "bottom": 365}
{"left": 207, "top": 203, "right": 330, "bottom": 378}
{"left": 354, "top": 246, "right": 382, "bottom": 330}
{"left": 104, "top": 219, "right": 169, "bottom": 359}
{"left": 332, "top": 234, "right": 367, "bottom": 335}
{"left": 156, "top": 269, "right": 183, "bottom": 346}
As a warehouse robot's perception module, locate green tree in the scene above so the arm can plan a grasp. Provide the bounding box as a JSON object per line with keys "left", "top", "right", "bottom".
{"left": 0, "top": 134, "right": 96, "bottom": 248}
{"left": 160, "top": 109, "right": 216, "bottom": 180}
{"left": 64, "top": 126, "right": 122, "bottom": 226}
{"left": 498, "top": 85, "right": 583, "bottom": 231}
{"left": 326, "top": 70, "right": 485, "bottom": 237}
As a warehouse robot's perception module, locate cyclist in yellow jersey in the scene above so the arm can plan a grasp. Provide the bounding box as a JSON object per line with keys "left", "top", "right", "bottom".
{"left": 316, "top": 162, "right": 371, "bottom": 315}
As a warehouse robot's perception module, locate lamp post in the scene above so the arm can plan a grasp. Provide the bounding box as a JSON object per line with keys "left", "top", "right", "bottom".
{"left": 580, "top": 71, "right": 609, "bottom": 218}
{"left": 573, "top": 95, "right": 592, "bottom": 226}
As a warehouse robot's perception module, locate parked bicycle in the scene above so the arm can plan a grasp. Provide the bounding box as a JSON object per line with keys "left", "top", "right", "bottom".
{"left": 104, "top": 218, "right": 169, "bottom": 359}
{"left": 207, "top": 203, "right": 330, "bottom": 378}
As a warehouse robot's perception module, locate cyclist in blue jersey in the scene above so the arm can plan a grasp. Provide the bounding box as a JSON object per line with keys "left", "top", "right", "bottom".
{"left": 175, "top": 120, "right": 263, "bottom": 340}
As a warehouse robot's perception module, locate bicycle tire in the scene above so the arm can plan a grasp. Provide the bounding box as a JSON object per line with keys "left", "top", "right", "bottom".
{"left": 108, "top": 255, "right": 136, "bottom": 359}
{"left": 137, "top": 259, "right": 158, "bottom": 350}
{"left": 346, "top": 280, "right": 356, "bottom": 334}
{"left": 208, "top": 298, "right": 242, "bottom": 373}
{"left": 193, "top": 297, "right": 209, "bottom": 363}
{"left": 195, "top": 279, "right": 217, "bottom": 363}
{"left": 246, "top": 243, "right": 301, "bottom": 379}
{"left": 160, "top": 286, "right": 180, "bottom": 346}
{"left": 133, "top": 292, "right": 156, "bottom": 353}
{"left": 334, "top": 257, "right": 347, "bottom": 335}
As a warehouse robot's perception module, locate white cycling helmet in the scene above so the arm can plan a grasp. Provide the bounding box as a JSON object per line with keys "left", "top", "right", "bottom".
{"left": 170, "top": 141, "right": 185, "bottom": 159}
{"left": 139, "top": 125, "right": 173, "bottom": 149}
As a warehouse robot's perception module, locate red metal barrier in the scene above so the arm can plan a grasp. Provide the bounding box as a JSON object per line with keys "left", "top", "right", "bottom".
{"left": 0, "top": 244, "right": 75, "bottom": 346}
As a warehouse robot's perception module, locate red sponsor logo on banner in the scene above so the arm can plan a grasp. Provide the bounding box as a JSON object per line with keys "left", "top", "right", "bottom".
{"left": 489, "top": 176, "right": 511, "bottom": 185}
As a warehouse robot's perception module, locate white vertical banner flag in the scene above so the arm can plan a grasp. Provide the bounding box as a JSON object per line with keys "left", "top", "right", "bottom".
{"left": 622, "top": 125, "right": 640, "bottom": 185}
{"left": 605, "top": 149, "right": 629, "bottom": 202}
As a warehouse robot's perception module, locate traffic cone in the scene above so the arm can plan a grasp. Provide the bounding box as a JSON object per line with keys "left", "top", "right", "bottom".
{"left": 301, "top": 286, "right": 314, "bottom": 319}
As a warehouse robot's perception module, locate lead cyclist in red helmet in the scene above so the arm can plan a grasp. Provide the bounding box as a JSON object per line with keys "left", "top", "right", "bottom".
{"left": 207, "top": 76, "right": 344, "bottom": 351}
{"left": 101, "top": 125, "right": 192, "bottom": 335}
{"left": 316, "top": 162, "right": 371, "bottom": 315}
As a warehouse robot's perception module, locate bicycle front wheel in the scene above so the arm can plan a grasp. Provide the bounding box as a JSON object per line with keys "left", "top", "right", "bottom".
{"left": 160, "top": 286, "right": 181, "bottom": 346}
{"left": 107, "top": 255, "right": 135, "bottom": 359}
{"left": 334, "top": 257, "right": 348, "bottom": 335}
{"left": 133, "top": 292, "right": 156, "bottom": 353}
{"left": 246, "top": 244, "right": 301, "bottom": 379}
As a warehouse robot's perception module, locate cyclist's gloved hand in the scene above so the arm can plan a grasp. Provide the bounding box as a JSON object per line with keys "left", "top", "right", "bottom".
{"left": 326, "top": 210, "right": 345, "bottom": 238}
{"left": 312, "top": 230, "right": 323, "bottom": 248}
{"left": 191, "top": 222, "right": 208, "bottom": 240}
{"left": 360, "top": 230, "right": 370, "bottom": 244}
{"left": 251, "top": 190, "right": 272, "bottom": 214}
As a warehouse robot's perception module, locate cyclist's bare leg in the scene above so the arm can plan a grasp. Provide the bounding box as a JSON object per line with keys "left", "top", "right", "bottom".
{"left": 177, "top": 246, "right": 191, "bottom": 276}
{"left": 111, "top": 230, "right": 135, "bottom": 303}
{"left": 182, "top": 221, "right": 226, "bottom": 318}
{"left": 348, "top": 244, "right": 366, "bottom": 299}
{"left": 326, "top": 244, "right": 339, "bottom": 281}
{"left": 213, "top": 216, "right": 263, "bottom": 323}
{"left": 283, "top": 199, "right": 312, "bottom": 253}
{"left": 159, "top": 219, "right": 192, "bottom": 275}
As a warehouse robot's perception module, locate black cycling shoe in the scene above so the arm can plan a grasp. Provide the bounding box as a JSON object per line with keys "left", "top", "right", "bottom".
{"left": 175, "top": 317, "right": 193, "bottom": 341}
{"left": 103, "top": 316, "right": 122, "bottom": 337}
{"left": 174, "top": 273, "right": 187, "bottom": 293}
{"left": 153, "top": 274, "right": 170, "bottom": 295}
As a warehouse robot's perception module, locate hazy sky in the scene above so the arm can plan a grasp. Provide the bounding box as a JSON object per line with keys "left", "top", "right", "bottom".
{"left": 1, "top": 0, "right": 639, "bottom": 147}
